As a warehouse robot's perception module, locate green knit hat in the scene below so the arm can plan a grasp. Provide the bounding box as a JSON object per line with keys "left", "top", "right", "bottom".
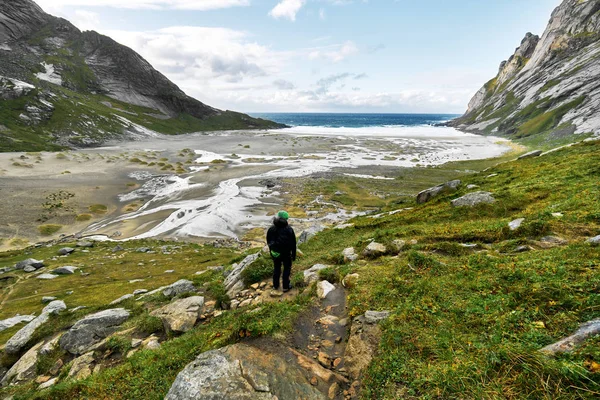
{"left": 277, "top": 210, "right": 289, "bottom": 220}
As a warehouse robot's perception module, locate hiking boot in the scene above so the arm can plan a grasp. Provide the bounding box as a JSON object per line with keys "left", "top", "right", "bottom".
{"left": 283, "top": 285, "right": 293, "bottom": 293}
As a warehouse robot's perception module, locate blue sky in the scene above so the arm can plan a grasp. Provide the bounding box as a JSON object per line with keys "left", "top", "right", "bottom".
{"left": 36, "top": 0, "right": 561, "bottom": 113}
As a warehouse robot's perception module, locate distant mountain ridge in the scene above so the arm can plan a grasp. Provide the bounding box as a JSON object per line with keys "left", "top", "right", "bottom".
{"left": 0, "top": 0, "right": 284, "bottom": 151}
{"left": 451, "top": 0, "right": 600, "bottom": 143}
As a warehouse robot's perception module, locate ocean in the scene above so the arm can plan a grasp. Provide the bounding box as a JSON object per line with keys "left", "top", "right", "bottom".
{"left": 249, "top": 113, "right": 460, "bottom": 128}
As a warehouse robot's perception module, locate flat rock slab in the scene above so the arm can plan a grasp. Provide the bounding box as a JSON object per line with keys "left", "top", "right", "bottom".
{"left": 53, "top": 266, "right": 78, "bottom": 275}
{"left": 541, "top": 318, "right": 600, "bottom": 355}
{"left": 317, "top": 281, "right": 335, "bottom": 299}
{"left": 58, "top": 247, "right": 75, "bottom": 256}
{"left": 0, "top": 315, "right": 35, "bottom": 333}
{"left": 4, "top": 301, "right": 66, "bottom": 354}
{"left": 224, "top": 253, "right": 260, "bottom": 298}
{"left": 37, "top": 274, "right": 59, "bottom": 280}
{"left": 165, "top": 342, "right": 327, "bottom": 400}
{"left": 60, "top": 308, "right": 130, "bottom": 355}
{"left": 451, "top": 192, "right": 496, "bottom": 207}
{"left": 150, "top": 296, "right": 205, "bottom": 333}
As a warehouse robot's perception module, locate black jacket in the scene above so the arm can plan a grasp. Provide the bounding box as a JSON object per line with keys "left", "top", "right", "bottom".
{"left": 266, "top": 217, "right": 297, "bottom": 260}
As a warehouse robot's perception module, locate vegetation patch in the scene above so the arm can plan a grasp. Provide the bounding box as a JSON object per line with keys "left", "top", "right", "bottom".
{"left": 37, "top": 224, "right": 62, "bottom": 236}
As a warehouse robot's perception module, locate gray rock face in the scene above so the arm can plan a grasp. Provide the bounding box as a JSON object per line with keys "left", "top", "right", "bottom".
{"left": 223, "top": 253, "right": 260, "bottom": 298}
{"left": 518, "top": 150, "right": 543, "bottom": 159}
{"left": 163, "top": 279, "right": 197, "bottom": 298}
{"left": 0, "top": 341, "right": 44, "bottom": 386}
{"left": 453, "top": 0, "right": 600, "bottom": 138}
{"left": 4, "top": 301, "right": 66, "bottom": 354}
{"left": 150, "top": 296, "right": 205, "bottom": 333}
{"left": 298, "top": 225, "right": 325, "bottom": 245}
{"left": 53, "top": 266, "right": 78, "bottom": 275}
{"left": 0, "top": 0, "right": 48, "bottom": 43}
{"left": 15, "top": 258, "right": 44, "bottom": 270}
{"left": 165, "top": 343, "right": 325, "bottom": 400}
{"left": 58, "top": 247, "right": 75, "bottom": 256}
{"left": 587, "top": 235, "right": 600, "bottom": 245}
{"left": 416, "top": 180, "right": 461, "bottom": 204}
{"left": 451, "top": 192, "right": 496, "bottom": 207}
{"left": 59, "top": 308, "right": 130, "bottom": 355}
{"left": 541, "top": 318, "right": 600, "bottom": 355}
{"left": 0, "top": 315, "right": 35, "bottom": 333}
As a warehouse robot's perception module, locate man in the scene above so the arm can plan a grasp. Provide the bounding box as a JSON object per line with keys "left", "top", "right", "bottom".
{"left": 266, "top": 210, "right": 297, "bottom": 292}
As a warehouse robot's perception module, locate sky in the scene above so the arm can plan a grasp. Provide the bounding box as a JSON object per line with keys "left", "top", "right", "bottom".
{"left": 34, "top": 0, "right": 561, "bottom": 114}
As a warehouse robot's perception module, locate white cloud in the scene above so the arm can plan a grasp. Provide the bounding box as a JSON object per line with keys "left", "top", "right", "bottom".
{"left": 273, "top": 79, "right": 296, "bottom": 90}
{"left": 35, "top": 0, "right": 249, "bottom": 12}
{"left": 319, "top": 8, "right": 326, "bottom": 20}
{"left": 72, "top": 10, "right": 100, "bottom": 31}
{"left": 309, "top": 41, "right": 359, "bottom": 62}
{"left": 269, "top": 0, "right": 306, "bottom": 21}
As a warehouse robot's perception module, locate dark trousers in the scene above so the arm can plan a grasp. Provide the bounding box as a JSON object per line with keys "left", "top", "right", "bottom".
{"left": 273, "top": 257, "right": 292, "bottom": 290}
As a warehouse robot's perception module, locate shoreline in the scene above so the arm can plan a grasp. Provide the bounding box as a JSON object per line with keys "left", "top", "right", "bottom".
{"left": 0, "top": 127, "right": 520, "bottom": 251}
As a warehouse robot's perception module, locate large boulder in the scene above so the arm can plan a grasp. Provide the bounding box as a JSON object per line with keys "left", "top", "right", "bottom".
{"left": 57, "top": 247, "right": 75, "bottom": 256}
{"left": 416, "top": 180, "right": 461, "bottom": 204}
{"left": 317, "top": 281, "right": 335, "bottom": 300}
{"left": 4, "top": 301, "right": 66, "bottom": 354}
{"left": 15, "top": 258, "right": 44, "bottom": 270}
{"left": 165, "top": 343, "right": 325, "bottom": 400}
{"left": 52, "top": 266, "right": 78, "bottom": 275}
{"left": 0, "top": 341, "right": 44, "bottom": 386}
{"left": 59, "top": 308, "right": 130, "bottom": 355}
{"left": 68, "top": 352, "right": 96, "bottom": 380}
{"left": 224, "top": 253, "right": 260, "bottom": 298}
{"left": 150, "top": 296, "right": 205, "bottom": 333}
{"left": 298, "top": 225, "right": 325, "bottom": 245}
{"left": 163, "top": 280, "right": 197, "bottom": 298}
{"left": 451, "top": 192, "right": 496, "bottom": 207}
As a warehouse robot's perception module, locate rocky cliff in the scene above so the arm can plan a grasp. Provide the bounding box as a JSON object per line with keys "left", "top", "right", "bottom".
{"left": 0, "top": 0, "right": 283, "bottom": 151}
{"left": 452, "top": 0, "right": 600, "bottom": 142}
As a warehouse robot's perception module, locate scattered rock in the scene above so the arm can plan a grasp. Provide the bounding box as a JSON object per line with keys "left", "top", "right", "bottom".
{"left": 133, "top": 289, "right": 148, "bottom": 295}
{"left": 15, "top": 258, "right": 44, "bottom": 270}
{"left": 110, "top": 294, "right": 134, "bottom": 305}
{"left": 53, "top": 266, "right": 78, "bottom": 275}
{"left": 49, "top": 359, "right": 63, "bottom": 375}
{"left": 4, "top": 301, "right": 66, "bottom": 354}
{"left": 1, "top": 342, "right": 44, "bottom": 386}
{"left": 364, "top": 311, "right": 391, "bottom": 324}
{"left": 514, "top": 245, "right": 531, "bottom": 253}
{"left": 150, "top": 296, "right": 205, "bottom": 333}
{"left": 335, "top": 223, "right": 354, "bottom": 230}
{"left": 60, "top": 308, "right": 130, "bottom": 355}
{"left": 416, "top": 180, "right": 461, "bottom": 204}
{"left": 390, "top": 239, "right": 406, "bottom": 253}
{"left": 317, "top": 281, "right": 335, "bottom": 299}
{"left": 342, "top": 248, "right": 358, "bottom": 263}
{"left": 37, "top": 273, "right": 59, "bottom": 280}
{"left": 509, "top": 218, "right": 525, "bottom": 231}
{"left": 318, "top": 352, "right": 332, "bottom": 368}
{"left": 162, "top": 279, "right": 196, "bottom": 298}
{"left": 40, "top": 335, "right": 62, "bottom": 356}
{"left": 112, "top": 245, "right": 124, "bottom": 253}
{"left": 329, "top": 382, "right": 340, "bottom": 399}
{"left": 362, "top": 242, "right": 386, "bottom": 258}
{"left": 145, "top": 338, "right": 161, "bottom": 350}
{"left": 467, "top": 184, "right": 479, "bottom": 189}
{"left": 541, "top": 319, "right": 600, "bottom": 355}
{"left": 518, "top": 150, "right": 543, "bottom": 160}
{"left": 136, "top": 247, "right": 151, "bottom": 253}
{"left": 23, "top": 266, "right": 37, "bottom": 273}
{"left": 298, "top": 225, "right": 325, "bottom": 245}
{"left": 486, "top": 173, "right": 498, "bottom": 178}
{"left": 41, "top": 296, "right": 57, "bottom": 304}
{"left": 342, "top": 274, "right": 360, "bottom": 289}
{"left": 57, "top": 247, "right": 75, "bottom": 256}
{"left": 587, "top": 235, "right": 600, "bottom": 246}
{"left": 223, "top": 253, "right": 260, "bottom": 298}
{"left": 68, "top": 352, "right": 95, "bottom": 380}
{"left": 552, "top": 212, "right": 564, "bottom": 218}
{"left": 540, "top": 236, "right": 568, "bottom": 245}
{"left": 451, "top": 191, "right": 495, "bottom": 207}
{"left": 38, "top": 377, "right": 58, "bottom": 390}
{"left": 76, "top": 241, "right": 94, "bottom": 248}
{"left": 304, "top": 264, "right": 329, "bottom": 284}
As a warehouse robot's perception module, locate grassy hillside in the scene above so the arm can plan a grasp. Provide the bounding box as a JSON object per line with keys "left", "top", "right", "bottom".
{"left": 1, "top": 139, "right": 599, "bottom": 399}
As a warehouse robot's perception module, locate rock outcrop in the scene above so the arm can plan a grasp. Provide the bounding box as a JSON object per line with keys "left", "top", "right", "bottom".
{"left": 59, "top": 308, "right": 130, "bottom": 355}
{"left": 451, "top": 192, "right": 496, "bottom": 207}
{"left": 416, "top": 180, "right": 461, "bottom": 204}
{"left": 0, "top": 341, "right": 44, "bottom": 386}
{"left": 224, "top": 253, "right": 260, "bottom": 298}
{"left": 5, "top": 301, "right": 66, "bottom": 354}
{"left": 150, "top": 296, "right": 205, "bottom": 333}
{"left": 451, "top": 0, "right": 600, "bottom": 140}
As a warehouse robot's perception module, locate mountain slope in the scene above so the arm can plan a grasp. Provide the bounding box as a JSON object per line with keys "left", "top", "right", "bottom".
{"left": 0, "top": 0, "right": 284, "bottom": 151}
{"left": 451, "top": 0, "right": 600, "bottom": 144}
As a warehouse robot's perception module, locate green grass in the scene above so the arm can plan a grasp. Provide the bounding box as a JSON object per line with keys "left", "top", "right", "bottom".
{"left": 37, "top": 224, "right": 62, "bottom": 236}
{"left": 88, "top": 204, "right": 108, "bottom": 214}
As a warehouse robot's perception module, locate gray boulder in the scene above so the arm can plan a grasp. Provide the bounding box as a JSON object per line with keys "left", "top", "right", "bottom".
{"left": 518, "top": 150, "right": 543, "bottom": 160}
{"left": 53, "top": 266, "right": 78, "bottom": 275}
{"left": 150, "top": 296, "right": 205, "bottom": 333}
{"left": 58, "top": 247, "right": 75, "bottom": 256}
{"left": 342, "top": 248, "right": 358, "bottom": 263}
{"left": 541, "top": 319, "right": 600, "bottom": 355}
{"left": 587, "top": 235, "right": 600, "bottom": 245}
{"left": 303, "top": 264, "right": 329, "bottom": 284}
{"left": 59, "top": 308, "right": 130, "bottom": 355}
{"left": 451, "top": 192, "right": 496, "bottom": 207}
{"left": 0, "top": 341, "right": 44, "bottom": 386}
{"left": 4, "top": 301, "right": 66, "bottom": 354}
{"left": 416, "top": 180, "right": 461, "bottom": 204}
{"left": 364, "top": 310, "right": 391, "bottom": 324}
{"left": 163, "top": 279, "right": 197, "bottom": 298}
{"left": 509, "top": 218, "right": 525, "bottom": 231}
{"left": 363, "top": 242, "right": 387, "bottom": 258}
{"left": 76, "top": 241, "right": 94, "bottom": 248}
{"left": 110, "top": 294, "right": 134, "bottom": 305}
{"left": 37, "top": 273, "right": 58, "bottom": 280}
{"left": 23, "top": 266, "right": 36, "bottom": 273}
{"left": 223, "top": 253, "right": 260, "bottom": 298}
{"left": 298, "top": 224, "right": 325, "bottom": 245}
{"left": 15, "top": 258, "right": 44, "bottom": 270}
{"left": 0, "top": 315, "right": 35, "bottom": 333}
{"left": 165, "top": 343, "right": 325, "bottom": 400}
